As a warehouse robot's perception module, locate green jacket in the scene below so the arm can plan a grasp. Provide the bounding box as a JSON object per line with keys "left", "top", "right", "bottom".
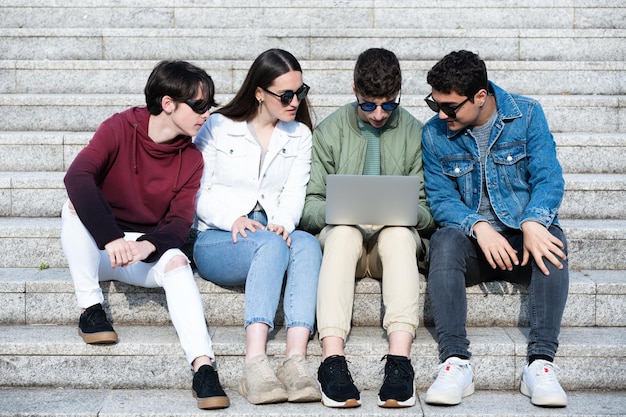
{"left": 301, "top": 102, "right": 436, "bottom": 263}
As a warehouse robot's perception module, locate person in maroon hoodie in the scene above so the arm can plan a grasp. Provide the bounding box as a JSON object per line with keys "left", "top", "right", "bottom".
{"left": 61, "top": 60, "right": 229, "bottom": 410}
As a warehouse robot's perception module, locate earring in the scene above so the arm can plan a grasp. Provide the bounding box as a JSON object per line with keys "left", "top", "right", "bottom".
{"left": 258, "top": 98, "right": 263, "bottom": 106}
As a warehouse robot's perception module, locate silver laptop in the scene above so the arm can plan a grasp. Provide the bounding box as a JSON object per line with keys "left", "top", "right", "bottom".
{"left": 325, "top": 174, "right": 420, "bottom": 226}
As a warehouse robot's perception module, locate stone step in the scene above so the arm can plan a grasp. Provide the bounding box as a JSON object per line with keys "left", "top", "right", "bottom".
{"left": 0, "top": 218, "right": 625, "bottom": 270}
{"left": 2, "top": 131, "right": 624, "bottom": 174}
{"left": 1, "top": 324, "right": 624, "bottom": 392}
{"left": 1, "top": 268, "right": 624, "bottom": 329}
{"left": 1, "top": 387, "right": 624, "bottom": 417}
{"left": 1, "top": 94, "right": 625, "bottom": 133}
{"left": 560, "top": 174, "right": 626, "bottom": 219}
{"left": 2, "top": 59, "right": 624, "bottom": 96}
{"left": 1, "top": 28, "right": 624, "bottom": 61}
{"left": 556, "top": 133, "right": 626, "bottom": 174}
{"left": 2, "top": 171, "right": 624, "bottom": 219}
{"left": 3, "top": 0, "right": 624, "bottom": 30}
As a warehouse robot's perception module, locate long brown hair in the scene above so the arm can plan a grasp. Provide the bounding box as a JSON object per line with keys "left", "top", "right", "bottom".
{"left": 216, "top": 49, "right": 312, "bottom": 130}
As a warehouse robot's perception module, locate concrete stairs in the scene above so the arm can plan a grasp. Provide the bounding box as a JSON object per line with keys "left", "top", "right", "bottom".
{"left": 1, "top": 1, "right": 625, "bottom": 415}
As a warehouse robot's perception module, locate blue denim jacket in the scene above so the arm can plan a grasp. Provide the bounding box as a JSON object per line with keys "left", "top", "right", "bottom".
{"left": 422, "top": 81, "right": 564, "bottom": 237}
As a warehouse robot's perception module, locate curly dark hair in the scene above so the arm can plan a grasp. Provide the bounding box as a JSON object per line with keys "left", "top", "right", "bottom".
{"left": 426, "top": 50, "right": 489, "bottom": 100}
{"left": 353, "top": 48, "right": 402, "bottom": 98}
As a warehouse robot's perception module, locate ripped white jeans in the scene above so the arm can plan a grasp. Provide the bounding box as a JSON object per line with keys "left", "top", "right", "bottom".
{"left": 61, "top": 200, "right": 214, "bottom": 366}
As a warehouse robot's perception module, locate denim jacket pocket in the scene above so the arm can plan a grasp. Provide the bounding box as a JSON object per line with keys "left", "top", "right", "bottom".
{"left": 491, "top": 142, "right": 526, "bottom": 165}
{"left": 491, "top": 142, "right": 528, "bottom": 189}
{"left": 441, "top": 156, "right": 475, "bottom": 205}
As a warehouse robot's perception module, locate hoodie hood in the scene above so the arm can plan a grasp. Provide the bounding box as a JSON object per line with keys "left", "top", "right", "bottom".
{"left": 120, "top": 107, "right": 193, "bottom": 190}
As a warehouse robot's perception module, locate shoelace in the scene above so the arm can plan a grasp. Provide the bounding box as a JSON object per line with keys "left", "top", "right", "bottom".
{"left": 290, "top": 358, "right": 309, "bottom": 378}
{"left": 197, "top": 366, "right": 221, "bottom": 390}
{"left": 85, "top": 308, "right": 108, "bottom": 326}
{"left": 256, "top": 357, "right": 277, "bottom": 382}
{"left": 381, "top": 355, "right": 412, "bottom": 384}
{"left": 326, "top": 357, "right": 355, "bottom": 387}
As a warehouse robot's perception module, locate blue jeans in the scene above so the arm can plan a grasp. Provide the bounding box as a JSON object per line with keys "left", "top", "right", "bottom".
{"left": 427, "top": 225, "right": 569, "bottom": 362}
{"left": 193, "top": 211, "right": 321, "bottom": 333}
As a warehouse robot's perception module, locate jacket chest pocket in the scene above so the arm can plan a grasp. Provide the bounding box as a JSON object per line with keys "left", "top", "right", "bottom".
{"left": 263, "top": 145, "right": 298, "bottom": 184}
{"left": 214, "top": 140, "right": 257, "bottom": 179}
{"left": 441, "top": 156, "right": 476, "bottom": 204}
{"left": 491, "top": 143, "right": 527, "bottom": 185}
{"left": 276, "top": 144, "right": 298, "bottom": 161}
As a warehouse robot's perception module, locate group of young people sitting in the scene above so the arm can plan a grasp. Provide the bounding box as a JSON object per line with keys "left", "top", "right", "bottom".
{"left": 62, "top": 47, "right": 570, "bottom": 410}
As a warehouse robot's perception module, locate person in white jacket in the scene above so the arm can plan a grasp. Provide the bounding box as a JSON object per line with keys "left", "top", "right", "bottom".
{"left": 193, "top": 49, "right": 322, "bottom": 406}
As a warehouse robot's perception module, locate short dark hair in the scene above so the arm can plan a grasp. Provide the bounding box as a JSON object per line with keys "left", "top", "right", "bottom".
{"left": 216, "top": 49, "right": 312, "bottom": 130}
{"left": 426, "top": 50, "right": 489, "bottom": 100}
{"left": 353, "top": 48, "right": 402, "bottom": 98}
{"left": 144, "top": 60, "right": 217, "bottom": 115}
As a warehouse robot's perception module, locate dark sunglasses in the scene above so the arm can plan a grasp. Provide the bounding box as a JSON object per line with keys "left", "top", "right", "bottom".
{"left": 261, "top": 83, "right": 310, "bottom": 106}
{"left": 184, "top": 99, "right": 211, "bottom": 114}
{"left": 424, "top": 93, "right": 470, "bottom": 119}
{"left": 356, "top": 93, "right": 401, "bottom": 112}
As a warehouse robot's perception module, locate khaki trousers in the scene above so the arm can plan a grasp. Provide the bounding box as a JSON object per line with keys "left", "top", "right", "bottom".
{"left": 316, "top": 224, "right": 423, "bottom": 342}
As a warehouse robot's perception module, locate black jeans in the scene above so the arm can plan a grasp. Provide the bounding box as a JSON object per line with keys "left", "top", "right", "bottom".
{"left": 427, "top": 225, "right": 569, "bottom": 362}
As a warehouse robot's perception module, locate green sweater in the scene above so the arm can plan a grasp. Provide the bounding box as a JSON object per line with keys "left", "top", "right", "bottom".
{"left": 301, "top": 102, "right": 436, "bottom": 261}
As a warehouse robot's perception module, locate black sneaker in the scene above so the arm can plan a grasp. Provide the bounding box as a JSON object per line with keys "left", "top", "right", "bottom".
{"left": 317, "top": 355, "right": 361, "bottom": 408}
{"left": 78, "top": 303, "right": 118, "bottom": 344}
{"left": 377, "top": 354, "right": 416, "bottom": 407}
{"left": 192, "top": 364, "right": 230, "bottom": 409}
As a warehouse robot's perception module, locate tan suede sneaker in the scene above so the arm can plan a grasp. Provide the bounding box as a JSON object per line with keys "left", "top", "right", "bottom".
{"left": 276, "top": 354, "right": 322, "bottom": 402}
{"left": 239, "top": 354, "right": 288, "bottom": 404}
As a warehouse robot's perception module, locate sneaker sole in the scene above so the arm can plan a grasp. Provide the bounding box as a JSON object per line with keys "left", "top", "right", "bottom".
{"left": 377, "top": 382, "right": 416, "bottom": 408}
{"left": 78, "top": 329, "right": 118, "bottom": 344}
{"left": 319, "top": 389, "right": 361, "bottom": 408}
{"left": 238, "top": 379, "right": 288, "bottom": 405}
{"left": 520, "top": 380, "right": 567, "bottom": 407}
{"left": 424, "top": 381, "right": 475, "bottom": 405}
{"left": 192, "top": 391, "right": 230, "bottom": 410}
{"left": 377, "top": 396, "right": 416, "bottom": 408}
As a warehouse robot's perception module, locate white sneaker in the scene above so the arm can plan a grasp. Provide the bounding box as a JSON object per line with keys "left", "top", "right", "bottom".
{"left": 520, "top": 360, "right": 567, "bottom": 407}
{"left": 424, "top": 357, "right": 474, "bottom": 405}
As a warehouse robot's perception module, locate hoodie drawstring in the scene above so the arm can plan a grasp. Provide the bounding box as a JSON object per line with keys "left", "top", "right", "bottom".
{"left": 132, "top": 124, "right": 138, "bottom": 174}
{"left": 172, "top": 148, "right": 182, "bottom": 192}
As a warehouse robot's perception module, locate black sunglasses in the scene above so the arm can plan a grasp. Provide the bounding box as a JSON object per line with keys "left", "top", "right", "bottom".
{"left": 184, "top": 99, "right": 211, "bottom": 114}
{"left": 424, "top": 93, "right": 470, "bottom": 119}
{"left": 356, "top": 93, "right": 401, "bottom": 112}
{"left": 261, "top": 83, "right": 310, "bottom": 106}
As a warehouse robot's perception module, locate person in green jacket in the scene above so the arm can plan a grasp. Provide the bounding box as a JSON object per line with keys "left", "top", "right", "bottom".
{"left": 300, "top": 48, "right": 435, "bottom": 409}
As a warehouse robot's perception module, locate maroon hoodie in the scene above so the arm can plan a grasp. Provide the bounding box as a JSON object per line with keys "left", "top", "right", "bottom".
{"left": 64, "top": 107, "right": 203, "bottom": 263}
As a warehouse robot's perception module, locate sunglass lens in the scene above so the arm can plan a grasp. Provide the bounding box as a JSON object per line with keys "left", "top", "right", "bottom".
{"left": 296, "top": 85, "right": 309, "bottom": 101}
{"left": 425, "top": 98, "right": 439, "bottom": 113}
{"left": 186, "top": 99, "right": 209, "bottom": 114}
{"left": 381, "top": 102, "right": 398, "bottom": 112}
{"left": 440, "top": 104, "right": 456, "bottom": 118}
{"left": 280, "top": 92, "right": 294, "bottom": 106}
{"left": 360, "top": 102, "right": 377, "bottom": 112}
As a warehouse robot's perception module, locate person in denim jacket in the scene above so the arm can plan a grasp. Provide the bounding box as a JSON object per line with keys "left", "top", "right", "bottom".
{"left": 421, "top": 50, "right": 569, "bottom": 408}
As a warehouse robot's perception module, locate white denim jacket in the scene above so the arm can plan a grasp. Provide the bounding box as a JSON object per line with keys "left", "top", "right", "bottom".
{"left": 194, "top": 113, "right": 312, "bottom": 233}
